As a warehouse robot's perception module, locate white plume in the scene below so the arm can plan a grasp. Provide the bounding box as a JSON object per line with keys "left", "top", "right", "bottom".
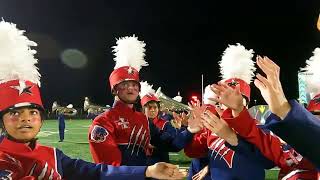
{"left": 0, "top": 20, "right": 40, "bottom": 86}
{"left": 300, "top": 47, "right": 320, "bottom": 98}
{"left": 66, "top": 104, "right": 73, "bottom": 108}
{"left": 155, "top": 87, "right": 162, "bottom": 98}
{"left": 112, "top": 35, "right": 148, "bottom": 71}
{"left": 219, "top": 43, "right": 256, "bottom": 83}
{"left": 173, "top": 92, "right": 182, "bottom": 102}
{"left": 140, "top": 81, "right": 156, "bottom": 98}
{"left": 203, "top": 85, "right": 217, "bottom": 105}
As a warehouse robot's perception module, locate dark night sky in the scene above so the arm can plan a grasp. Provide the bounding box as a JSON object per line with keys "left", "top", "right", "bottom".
{"left": 0, "top": 0, "right": 319, "bottom": 109}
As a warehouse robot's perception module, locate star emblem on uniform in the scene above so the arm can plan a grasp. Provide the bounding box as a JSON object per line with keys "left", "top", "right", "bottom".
{"left": 127, "top": 66, "right": 134, "bottom": 74}
{"left": 227, "top": 79, "right": 239, "bottom": 87}
{"left": 10, "top": 80, "right": 33, "bottom": 96}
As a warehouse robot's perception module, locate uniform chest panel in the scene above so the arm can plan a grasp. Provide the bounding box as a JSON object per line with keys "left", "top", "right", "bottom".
{"left": 113, "top": 114, "right": 150, "bottom": 146}
{"left": 1, "top": 147, "right": 61, "bottom": 179}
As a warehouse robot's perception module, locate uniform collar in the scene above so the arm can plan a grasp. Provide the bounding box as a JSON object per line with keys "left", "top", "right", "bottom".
{"left": 113, "top": 100, "right": 136, "bottom": 112}
{"left": 0, "top": 135, "right": 40, "bottom": 153}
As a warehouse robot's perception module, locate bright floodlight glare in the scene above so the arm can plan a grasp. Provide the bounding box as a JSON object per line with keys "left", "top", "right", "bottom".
{"left": 60, "top": 49, "right": 88, "bottom": 69}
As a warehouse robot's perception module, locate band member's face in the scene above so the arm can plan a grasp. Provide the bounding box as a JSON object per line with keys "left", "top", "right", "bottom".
{"left": 145, "top": 102, "right": 159, "bottom": 119}
{"left": 2, "top": 107, "right": 42, "bottom": 142}
{"left": 116, "top": 81, "right": 140, "bottom": 103}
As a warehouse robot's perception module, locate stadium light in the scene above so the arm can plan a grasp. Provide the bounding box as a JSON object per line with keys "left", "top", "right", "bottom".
{"left": 190, "top": 95, "right": 199, "bottom": 102}
{"left": 317, "top": 13, "right": 320, "bottom": 31}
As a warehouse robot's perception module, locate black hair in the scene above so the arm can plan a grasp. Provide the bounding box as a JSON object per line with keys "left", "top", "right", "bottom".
{"left": 144, "top": 100, "right": 160, "bottom": 109}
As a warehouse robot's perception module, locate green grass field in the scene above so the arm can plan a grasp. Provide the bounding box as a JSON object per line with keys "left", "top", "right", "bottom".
{"left": 38, "top": 119, "right": 279, "bottom": 179}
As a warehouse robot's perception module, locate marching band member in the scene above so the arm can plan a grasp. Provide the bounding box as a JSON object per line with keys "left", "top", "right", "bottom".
{"left": 186, "top": 85, "right": 216, "bottom": 180}
{"left": 208, "top": 54, "right": 320, "bottom": 179}
{"left": 140, "top": 81, "right": 195, "bottom": 165}
{"left": 0, "top": 21, "right": 186, "bottom": 180}
{"left": 261, "top": 51, "right": 320, "bottom": 168}
{"left": 184, "top": 44, "right": 274, "bottom": 180}
{"left": 88, "top": 36, "right": 202, "bottom": 167}
{"left": 58, "top": 112, "right": 65, "bottom": 142}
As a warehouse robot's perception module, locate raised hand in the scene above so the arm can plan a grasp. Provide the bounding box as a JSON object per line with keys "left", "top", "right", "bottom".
{"left": 192, "top": 165, "right": 209, "bottom": 180}
{"left": 180, "top": 112, "right": 189, "bottom": 126}
{"left": 145, "top": 162, "right": 188, "bottom": 180}
{"left": 210, "top": 82, "right": 244, "bottom": 115}
{"left": 172, "top": 112, "right": 189, "bottom": 129}
{"left": 201, "top": 110, "right": 238, "bottom": 146}
{"left": 187, "top": 99, "right": 206, "bottom": 133}
{"left": 171, "top": 112, "right": 183, "bottom": 129}
{"left": 254, "top": 56, "right": 290, "bottom": 119}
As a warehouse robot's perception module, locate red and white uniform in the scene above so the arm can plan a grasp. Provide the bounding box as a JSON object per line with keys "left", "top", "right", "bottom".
{"left": 152, "top": 117, "right": 169, "bottom": 130}
{"left": 0, "top": 137, "right": 62, "bottom": 179}
{"left": 185, "top": 104, "right": 274, "bottom": 180}
{"left": 0, "top": 136, "right": 149, "bottom": 180}
{"left": 89, "top": 101, "right": 150, "bottom": 166}
{"left": 222, "top": 108, "right": 320, "bottom": 180}
{"left": 184, "top": 104, "right": 217, "bottom": 158}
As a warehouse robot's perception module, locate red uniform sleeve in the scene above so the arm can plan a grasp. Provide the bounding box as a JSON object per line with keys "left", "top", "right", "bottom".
{"left": 0, "top": 152, "right": 25, "bottom": 179}
{"left": 153, "top": 118, "right": 168, "bottom": 130}
{"left": 88, "top": 114, "right": 122, "bottom": 166}
{"left": 184, "top": 129, "right": 209, "bottom": 158}
{"left": 221, "top": 108, "right": 312, "bottom": 170}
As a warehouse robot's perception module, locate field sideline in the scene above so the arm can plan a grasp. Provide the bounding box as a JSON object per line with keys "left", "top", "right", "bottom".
{"left": 38, "top": 119, "right": 279, "bottom": 179}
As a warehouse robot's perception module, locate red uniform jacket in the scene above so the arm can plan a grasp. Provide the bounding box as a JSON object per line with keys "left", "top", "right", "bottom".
{"left": 89, "top": 101, "right": 150, "bottom": 166}
{"left": 152, "top": 117, "right": 169, "bottom": 130}
{"left": 0, "top": 136, "right": 148, "bottom": 180}
{"left": 222, "top": 108, "right": 319, "bottom": 179}
{"left": 184, "top": 104, "right": 273, "bottom": 179}
{"left": 0, "top": 137, "right": 62, "bottom": 179}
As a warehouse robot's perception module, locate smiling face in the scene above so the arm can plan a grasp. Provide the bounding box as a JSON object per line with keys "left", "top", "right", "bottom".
{"left": 2, "top": 107, "right": 42, "bottom": 142}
